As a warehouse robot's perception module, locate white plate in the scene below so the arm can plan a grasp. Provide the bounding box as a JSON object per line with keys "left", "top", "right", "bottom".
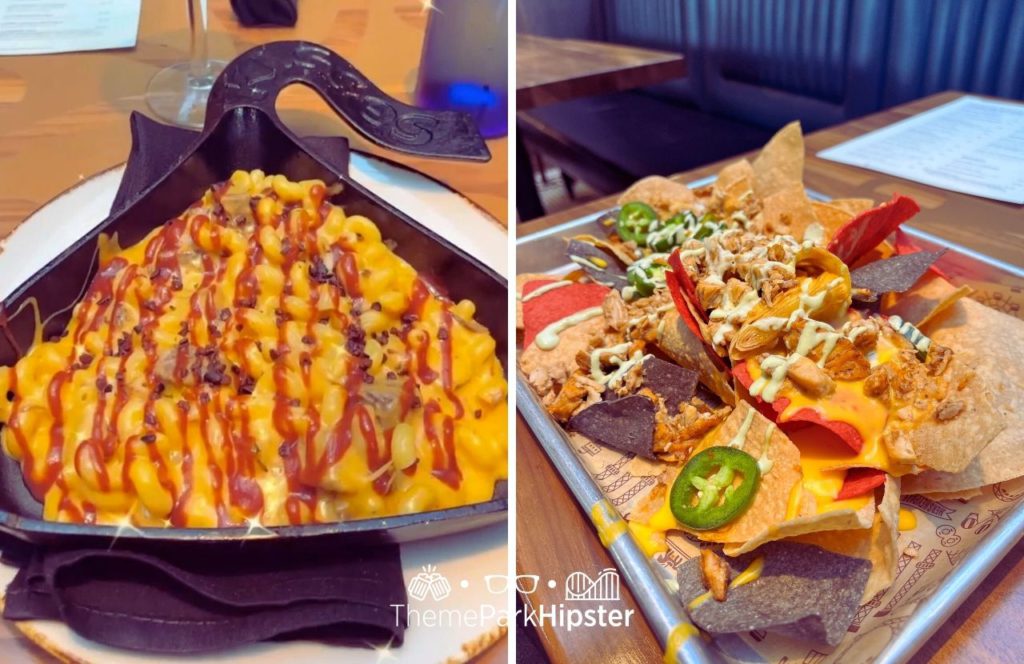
{"left": 0, "top": 154, "right": 509, "bottom": 663}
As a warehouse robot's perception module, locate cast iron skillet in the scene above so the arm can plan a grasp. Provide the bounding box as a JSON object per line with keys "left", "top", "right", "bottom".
{"left": 0, "top": 41, "right": 507, "bottom": 545}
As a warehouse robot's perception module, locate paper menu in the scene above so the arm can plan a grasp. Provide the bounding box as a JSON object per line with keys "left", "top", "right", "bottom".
{"left": 818, "top": 96, "right": 1024, "bottom": 205}
{"left": 0, "top": 0, "right": 140, "bottom": 56}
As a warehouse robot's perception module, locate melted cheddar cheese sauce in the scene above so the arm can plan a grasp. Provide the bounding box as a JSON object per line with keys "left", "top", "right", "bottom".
{"left": 745, "top": 334, "right": 910, "bottom": 513}
{"left": 0, "top": 171, "right": 507, "bottom": 527}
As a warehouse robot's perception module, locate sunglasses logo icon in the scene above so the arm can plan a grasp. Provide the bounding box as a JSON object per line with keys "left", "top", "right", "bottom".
{"left": 484, "top": 574, "right": 540, "bottom": 594}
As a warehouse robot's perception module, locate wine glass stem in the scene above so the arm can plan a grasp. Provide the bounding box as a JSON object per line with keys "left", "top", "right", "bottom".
{"left": 187, "top": 0, "right": 208, "bottom": 82}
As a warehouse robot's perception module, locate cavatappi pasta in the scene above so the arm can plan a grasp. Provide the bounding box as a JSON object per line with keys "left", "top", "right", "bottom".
{"left": 0, "top": 170, "right": 507, "bottom": 527}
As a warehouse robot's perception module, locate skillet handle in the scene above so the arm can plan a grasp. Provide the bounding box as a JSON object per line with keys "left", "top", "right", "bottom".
{"left": 204, "top": 40, "right": 491, "bottom": 162}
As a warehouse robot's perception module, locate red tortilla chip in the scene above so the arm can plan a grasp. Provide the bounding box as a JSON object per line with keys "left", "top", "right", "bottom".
{"left": 836, "top": 468, "right": 887, "bottom": 500}
{"left": 732, "top": 362, "right": 782, "bottom": 421}
{"left": 668, "top": 248, "right": 708, "bottom": 322}
{"left": 733, "top": 362, "right": 863, "bottom": 453}
{"left": 664, "top": 265, "right": 704, "bottom": 340}
{"left": 665, "top": 267, "right": 731, "bottom": 376}
{"left": 522, "top": 280, "right": 609, "bottom": 348}
{"left": 783, "top": 409, "right": 863, "bottom": 454}
{"left": 827, "top": 195, "right": 920, "bottom": 265}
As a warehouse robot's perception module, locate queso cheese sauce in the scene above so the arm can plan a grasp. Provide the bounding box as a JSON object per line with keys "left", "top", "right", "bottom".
{"left": 0, "top": 171, "right": 507, "bottom": 527}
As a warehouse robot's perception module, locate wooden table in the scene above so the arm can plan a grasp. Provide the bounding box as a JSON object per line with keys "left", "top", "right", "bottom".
{"left": 516, "top": 91, "right": 1024, "bottom": 663}
{"left": 516, "top": 34, "right": 687, "bottom": 112}
{"left": 0, "top": 0, "right": 508, "bottom": 238}
{"left": 515, "top": 34, "right": 686, "bottom": 220}
{"left": 0, "top": 1, "right": 506, "bottom": 662}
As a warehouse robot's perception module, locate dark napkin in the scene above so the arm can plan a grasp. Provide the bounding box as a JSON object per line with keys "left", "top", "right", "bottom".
{"left": 2, "top": 113, "right": 405, "bottom": 654}
{"left": 112, "top": 112, "right": 349, "bottom": 214}
{"left": 3, "top": 540, "right": 407, "bottom": 653}
{"left": 231, "top": 0, "right": 298, "bottom": 27}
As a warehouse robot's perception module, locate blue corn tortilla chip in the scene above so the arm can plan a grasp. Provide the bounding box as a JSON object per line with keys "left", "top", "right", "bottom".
{"left": 850, "top": 249, "right": 946, "bottom": 300}
{"left": 568, "top": 395, "right": 656, "bottom": 459}
{"left": 567, "top": 239, "right": 629, "bottom": 290}
{"left": 642, "top": 357, "right": 698, "bottom": 413}
{"left": 677, "top": 541, "right": 871, "bottom": 646}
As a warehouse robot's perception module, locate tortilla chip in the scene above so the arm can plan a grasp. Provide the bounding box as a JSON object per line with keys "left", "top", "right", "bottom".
{"left": 617, "top": 176, "right": 697, "bottom": 219}
{"left": 759, "top": 183, "right": 817, "bottom": 240}
{"left": 521, "top": 280, "right": 609, "bottom": 348}
{"left": 829, "top": 198, "right": 875, "bottom": 215}
{"left": 851, "top": 250, "right": 946, "bottom": 298}
{"left": 794, "top": 475, "right": 900, "bottom": 601}
{"left": 569, "top": 395, "right": 658, "bottom": 460}
{"left": 566, "top": 239, "right": 629, "bottom": 290}
{"left": 678, "top": 541, "right": 872, "bottom": 646}
{"left": 713, "top": 159, "right": 756, "bottom": 213}
{"left": 516, "top": 272, "right": 557, "bottom": 329}
{"left": 723, "top": 496, "right": 876, "bottom": 556}
{"left": 827, "top": 194, "right": 920, "bottom": 265}
{"left": 656, "top": 310, "right": 734, "bottom": 406}
{"left": 916, "top": 487, "right": 983, "bottom": 501}
{"left": 902, "top": 298, "right": 1024, "bottom": 494}
{"left": 837, "top": 467, "right": 887, "bottom": 499}
{"left": 810, "top": 201, "right": 854, "bottom": 240}
{"left": 520, "top": 315, "right": 606, "bottom": 397}
{"left": 883, "top": 271, "right": 972, "bottom": 328}
{"left": 642, "top": 357, "right": 698, "bottom": 413}
{"left": 573, "top": 233, "right": 637, "bottom": 266}
{"left": 680, "top": 402, "right": 802, "bottom": 544}
{"left": 752, "top": 121, "right": 804, "bottom": 199}
{"left": 899, "top": 354, "right": 1005, "bottom": 474}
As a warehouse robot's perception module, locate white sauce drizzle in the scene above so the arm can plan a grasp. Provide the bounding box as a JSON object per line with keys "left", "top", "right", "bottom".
{"left": 747, "top": 277, "right": 852, "bottom": 402}
{"left": 726, "top": 408, "right": 756, "bottom": 448}
{"left": 569, "top": 255, "right": 606, "bottom": 271}
{"left": 535, "top": 306, "right": 603, "bottom": 350}
{"left": 589, "top": 342, "right": 632, "bottom": 382}
{"left": 757, "top": 422, "right": 776, "bottom": 474}
{"left": 710, "top": 289, "right": 761, "bottom": 347}
{"left": 520, "top": 280, "right": 572, "bottom": 302}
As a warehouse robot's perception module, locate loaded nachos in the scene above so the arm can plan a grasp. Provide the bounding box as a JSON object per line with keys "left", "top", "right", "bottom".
{"left": 517, "top": 122, "right": 1022, "bottom": 646}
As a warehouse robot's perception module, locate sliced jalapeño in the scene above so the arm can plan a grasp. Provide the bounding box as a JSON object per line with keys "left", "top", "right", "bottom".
{"left": 670, "top": 446, "right": 760, "bottom": 530}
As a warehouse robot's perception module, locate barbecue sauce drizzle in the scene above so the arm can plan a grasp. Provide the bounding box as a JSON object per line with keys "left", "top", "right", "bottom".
{"left": 3, "top": 181, "right": 466, "bottom": 525}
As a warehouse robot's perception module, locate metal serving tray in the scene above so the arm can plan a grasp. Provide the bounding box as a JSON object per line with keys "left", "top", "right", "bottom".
{"left": 516, "top": 181, "right": 1024, "bottom": 663}
{"left": 0, "top": 41, "right": 507, "bottom": 545}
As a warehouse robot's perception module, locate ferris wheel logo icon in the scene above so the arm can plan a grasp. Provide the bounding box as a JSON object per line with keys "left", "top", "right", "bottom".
{"left": 565, "top": 568, "right": 620, "bottom": 601}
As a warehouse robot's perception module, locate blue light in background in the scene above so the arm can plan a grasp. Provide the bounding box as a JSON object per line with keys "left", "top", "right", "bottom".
{"left": 447, "top": 82, "right": 498, "bottom": 108}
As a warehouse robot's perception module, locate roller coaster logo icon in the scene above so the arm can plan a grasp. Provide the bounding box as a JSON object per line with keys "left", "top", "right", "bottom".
{"left": 564, "top": 568, "right": 620, "bottom": 601}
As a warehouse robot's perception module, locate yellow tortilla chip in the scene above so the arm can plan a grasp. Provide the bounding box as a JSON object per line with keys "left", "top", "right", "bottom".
{"left": 896, "top": 352, "right": 1005, "bottom": 474}
{"left": 752, "top": 121, "right": 804, "bottom": 199}
{"left": 722, "top": 494, "right": 876, "bottom": 556}
{"left": 713, "top": 159, "right": 756, "bottom": 213}
{"left": 759, "top": 183, "right": 817, "bottom": 239}
{"left": 882, "top": 271, "right": 972, "bottom": 327}
{"left": 618, "top": 176, "right": 697, "bottom": 219}
{"left": 903, "top": 298, "right": 1024, "bottom": 494}
{"left": 810, "top": 201, "right": 854, "bottom": 240}
{"left": 572, "top": 234, "right": 637, "bottom": 266}
{"left": 678, "top": 402, "right": 802, "bottom": 545}
{"left": 829, "top": 198, "right": 874, "bottom": 215}
{"left": 519, "top": 315, "right": 606, "bottom": 399}
{"left": 917, "top": 487, "right": 983, "bottom": 501}
{"left": 793, "top": 475, "right": 900, "bottom": 601}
